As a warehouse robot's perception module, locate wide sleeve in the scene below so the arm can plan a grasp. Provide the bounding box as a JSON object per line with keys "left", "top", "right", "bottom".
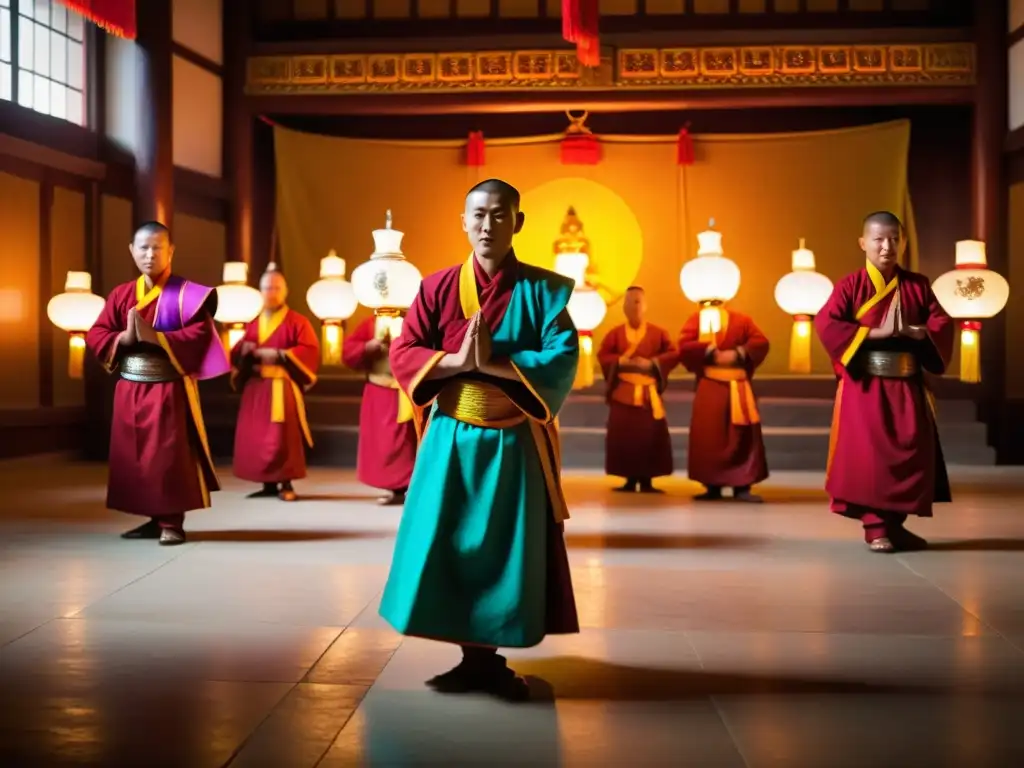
{"left": 597, "top": 327, "right": 621, "bottom": 382}
{"left": 342, "top": 317, "right": 375, "bottom": 371}
{"left": 814, "top": 279, "right": 868, "bottom": 369}
{"left": 229, "top": 321, "right": 257, "bottom": 392}
{"left": 652, "top": 327, "right": 678, "bottom": 388}
{"left": 508, "top": 279, "right": 580, "bottom": 422}
{"left": 282, "top": 314, "right": 320, "bottom": 389}
{"left": 389, "top": 282, "right": 446, "bottom": 407}
{"left": 156, "top": 294, "right": 225, "bottom": 378}
{"left": 85, "top": 289, "right": 126, "bottom": 373}
{"left": 739, "top": 316, "right": 770, "bottom": 373}
{"left": 677, "top": 312, "right": 711, "bottom": 375}
{"left": 919, "top": 282, "right": 954, "bottom": 376}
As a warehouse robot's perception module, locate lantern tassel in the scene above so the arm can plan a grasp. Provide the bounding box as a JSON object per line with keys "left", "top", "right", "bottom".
{"left": 698, "top": 305, "right": 723, "bottom": 342}
{"left": 68, "top": 334, "right": 86, "bottom": 380}
{"left": 322, "top": 322, "right": 342, "bottom": 366}
{"left": 959, "top": 321, "right": 981, "bottom": 383}
{"left": 788, "top": 317, "right": 812, "bottom": 374}
{"left": 573, "top": 332, "right": 595, "bottom": 390}
{"left": 562, "top": 0, "right": 601, "bottom": 67}
{"left": 677, "top": 125, "right": 694, "bottom": 166}
{"left": 466, "top": 131, "right": 485, "bottom": 166}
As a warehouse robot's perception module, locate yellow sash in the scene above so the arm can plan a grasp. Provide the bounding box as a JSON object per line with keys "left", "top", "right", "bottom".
{"left": 704, "top": 366, "right": 760, "bottom": 426}
{"left": 259, "top": 306, "right": 288, "bottom": 344}
{"left": 840, "top": 261, "right": 900, "bottom": 367}
{"left": 260, "top": 364, "right": 313, "bottom": 447}
{"left": 616, "top": 322, "right": 665, "bottom": 419}
{"left": 455, "top": 253, "right": 570, "bottom": 522}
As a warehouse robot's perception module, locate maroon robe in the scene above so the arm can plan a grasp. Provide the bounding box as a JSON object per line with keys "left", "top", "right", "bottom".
{"left": 678, "top": 309, "right": 770, "bottom": 489}
{"left": 230, "top": 307, "right": 319, "bottom": 484}
{"left": 342, "top": 316, "right": 417, "bottom": 492}
{"left": 389, "top": 251, "right": 578, "bottom": 636}
{"left": 598, "top": 322, "right": 677, "bottom": 479}
{"left": 815, "top": 265, "right": 953, "bottom": 519}
{"left": 86, "top": 276, "right": 221, "bottom": 521}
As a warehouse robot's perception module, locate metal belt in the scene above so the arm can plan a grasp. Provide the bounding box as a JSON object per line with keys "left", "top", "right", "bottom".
{"left": 119, "top": 352, "right": 181, "bottom": 383}
{"left": 863, "top": 350, "right": 919, "bottom": 378}
{"left": 435, "top": 379, "right": 526, "bottom": 429}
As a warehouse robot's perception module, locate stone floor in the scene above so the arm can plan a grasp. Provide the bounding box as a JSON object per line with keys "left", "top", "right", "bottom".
{"left": 2, "top": 457, "right": 1024, "bottom": 767}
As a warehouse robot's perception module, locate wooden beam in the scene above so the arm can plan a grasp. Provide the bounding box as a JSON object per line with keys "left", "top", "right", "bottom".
{"left": 249, "top": 85, "right": 972, "bottom": 116}
{"left": 225, "top": 0, "right": 254, "bottom": 264}
{"left": 172, "top": 42, "right": 225, "bottom": 77}
{"left": 0, "top": 133, "right": 104, "bottom": 187}
{"left": 38, "top": 181, "right": 54, "bottom": 410}
{"left": 1009, "top": 23, "right": 1024, "bottom": 48}
{"left": 135, "top": 0, "right": 175, "bottom": 226}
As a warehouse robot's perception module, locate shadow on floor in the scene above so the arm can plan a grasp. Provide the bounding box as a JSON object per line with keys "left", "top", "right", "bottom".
{"left": 922, "top": 539, "right": 1024, "bottom": 552}
{"left": 280, "top": 493, "right": 381, "bottom": 502}
{"left": 511, "top": 656, "right": 944, "bottom": 701}
{"left": 565, "top": 533, "right": 768, "bottom": 550}
{"left": 186, "top": 529, "right": 391, "bottom": 543}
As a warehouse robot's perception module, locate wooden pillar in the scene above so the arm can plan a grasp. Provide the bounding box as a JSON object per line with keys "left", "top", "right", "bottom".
{"left": 134, "top": 0, "right": 174, "bottom": 227}
{"left": 972, "top": 0, "right": 1008, "bottom": 450}
{"left": 251, "top": 116, "right": 276, "bottom": 279}
{"left": 225, "top": 0, "right": 254, "bottom": 270}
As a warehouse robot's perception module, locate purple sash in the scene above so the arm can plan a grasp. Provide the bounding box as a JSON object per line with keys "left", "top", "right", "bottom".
{"left": 154, "top": 275, "right": 230, "bottom": 380}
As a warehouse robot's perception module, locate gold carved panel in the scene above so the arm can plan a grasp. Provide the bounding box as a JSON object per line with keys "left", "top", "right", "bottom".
{"left": 246, "top": 42, "right": 974, "bottom": 95}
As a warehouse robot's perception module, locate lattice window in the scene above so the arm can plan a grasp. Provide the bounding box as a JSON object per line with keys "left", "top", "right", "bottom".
{"left": 0, "top": 0, "right": 86, "bottom": 126}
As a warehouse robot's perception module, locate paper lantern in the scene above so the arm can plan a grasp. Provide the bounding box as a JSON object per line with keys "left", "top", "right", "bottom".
{"left": 47, "top": 271, "right": 105, "bottom": 379}
{"left": 214, "top": 261, "right": 262, "bottom": 351}
{"left": 931, "top": 240, "right": 1010, "bottom": 383}
{"left": 555, "top": 252, "right": 606, "bottom": 389}
{"left": 680, "top": 219, "right": 740, "bottom": 339}
{"left": 351, "top": 210, "right": 423, "bottom": 315}
{"left": 306, "top": 250, "right": 359, "bottom": 365}
{"left": 774, "top": 239, "right": 834, "bottom": 373}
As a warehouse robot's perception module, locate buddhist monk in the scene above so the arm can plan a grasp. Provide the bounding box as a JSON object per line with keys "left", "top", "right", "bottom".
{"left": 815, "top": 211, "right": 953, "bottom": 552}
{"left": 342, "top": 314, "right": 417, "bottom": 505}
{"left": 380, "top": 178, "right": 579, "bottom": 702}
{"left": 86, "top": 222, "right": 229, "bottom": 545}
{"left": 231, "top": 265, "right": 320, "bottom": 501}
{"left": 598, "top": 286, "right": 677, "bottom": 493}
{"left": 678, "top": 306, "right": 770, "bottom": 502}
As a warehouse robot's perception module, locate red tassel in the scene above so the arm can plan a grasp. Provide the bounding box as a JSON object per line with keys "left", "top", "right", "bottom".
{"left": 466, "top": 131, "right": 486, "bottom": 167}
{"left": 57, "top": 0, "right": 136, "bottom": 39}
{"left": 562, "top": 0, "right": 601, "bottom": 68}
{"left": 677, "top": 126, "right": 694, "bottom": 166}
{"left": 561, "top": 134, "right": 601, "bottom": 165}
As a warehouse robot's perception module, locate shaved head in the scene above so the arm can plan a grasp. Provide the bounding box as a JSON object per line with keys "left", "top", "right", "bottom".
{"left": 860, "top": 210, "right": 904, "bottom": 276}
{"left": 862, "top": 211, "right": 903, "bottom": 234}
{"left": 259, "top": 267, "right": 288, "bottom": 311}
{"left": 466, "top": 178, "right": 521, "bottom": 211}
{"left": 463, "top": 178, "right": 525, "bottom": 260}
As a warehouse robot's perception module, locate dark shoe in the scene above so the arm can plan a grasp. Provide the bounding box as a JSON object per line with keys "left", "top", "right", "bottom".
{"left": 733, "top": 490, "right": 763, "bottom": 503}
{"left": 694, "top": 487, "right": 723, "bottom": 501}
{"left": 613, "top": 479, "right": 638, "bottom": 493}
{"left": 248, "top": 483, "right": 279, "bottom": 499}
{"left": 378, "top": 491, "right": 406, "bottom": 506}
{"left": 426, "top": 655, "right": 530, "bottom": 703}
{"left": 158, "top": 528, "right": 186, "bottom": 546}
{"left": 638, "top": 480, "right": 665, "bottom": 494}
{"left": 426, "top": 661, "right": 478, "bottom": 693}
{"left": 121, "top": 519, "right": 161, "bottom": 540}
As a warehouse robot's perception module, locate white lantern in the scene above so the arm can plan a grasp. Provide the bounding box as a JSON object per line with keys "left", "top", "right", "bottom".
{"left": 46, "top": 271, "right": 105, "bottom": 379}
{"left": 931, "top": 239, "right": 1010, "bottom": 383}
{"left": 555, "top": 251, "right": 606, "bottom": 389}
{"left": 306, "top": 250, "right": 359, "bottom": 365}
{"left": 680, "top": 219, "right": 741, "bottom": 337}
{"left": 774, "top": 238, "right": 834, "bottom": 373}
{"left": 215, "top": 261, "right": 263, "bottom": 351}
{"left": 351, "top": 210, "right": 423, "bottom": 314}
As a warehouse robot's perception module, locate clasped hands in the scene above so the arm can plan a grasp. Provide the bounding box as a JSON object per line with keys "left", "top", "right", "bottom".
{"left": 873, "top": 301, "right": 927, "bottom": 340}
{"left": 618, "top": 355, "right": 656, "bottom": 373}
{"left": 118, "top": 308, "right": 159, "bottom": 348}
{"left": 451, "top": 312, "right": 493, "bottom": 373}
{"left": 240, "top": 341, "right": 281, "bottom": 363}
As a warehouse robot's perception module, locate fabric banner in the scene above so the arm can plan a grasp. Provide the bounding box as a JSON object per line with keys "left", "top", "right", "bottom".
{"left": 57, "top": 0, "right": 136, "bottom": 38}
{"left": 274, "top": 120, "right": 916, "bottom": 376}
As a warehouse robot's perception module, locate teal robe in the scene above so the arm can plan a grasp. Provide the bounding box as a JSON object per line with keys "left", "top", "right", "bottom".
{"left": 381, "top": 253, "right": 580, "bottom": 648}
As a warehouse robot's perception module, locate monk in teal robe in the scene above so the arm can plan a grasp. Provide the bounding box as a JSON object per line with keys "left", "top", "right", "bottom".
{"left": 382, "top": 178, "right": 580, "bottom": 701}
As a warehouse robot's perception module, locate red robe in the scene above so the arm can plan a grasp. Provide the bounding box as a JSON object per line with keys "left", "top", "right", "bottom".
{"left": 678, "top": 309, "right": 770, "bottom": 488}
{"left": 342, "top": 316, "right": 417, "bottom": 492}
{"left": 814, "top": 264, "right": 953, "bottom": 518}
{"left": 230, "top": 307, "right": 319, "bottom": 484}
{"left": 86, "top": 277, "right": 220, "bottom": 518}
{"left": 598, "top": 322, "right": 677, "bottom": 479}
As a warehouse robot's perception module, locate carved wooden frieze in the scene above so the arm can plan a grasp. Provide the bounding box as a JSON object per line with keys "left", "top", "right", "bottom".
{"left": 245, "top": 43, "right": 974, "bottom": 95}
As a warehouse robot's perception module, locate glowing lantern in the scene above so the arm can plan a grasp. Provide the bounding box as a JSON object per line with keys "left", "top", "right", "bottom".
{"left": 555, "top": 252, "right": 606, "bottom": 389}
{"left": 214, "top": 261, "right": 262, "bottom": 351}
{"left": 680, "top": 219, "right": 740, "bottom": 339}
{"left": 46, "top": 271, "right": 105, "bottom": 379}
{"left": 931, "top": 240, "right": 1009, "bottom": 383}
{"left": 351, "top": 210, "right": 423, "bottom": 318}
{"left": 774, "top": 238, "right": 834, "bottom": 374}
{"left": 306, "top": 250, "right": 358, "bottom": 365}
